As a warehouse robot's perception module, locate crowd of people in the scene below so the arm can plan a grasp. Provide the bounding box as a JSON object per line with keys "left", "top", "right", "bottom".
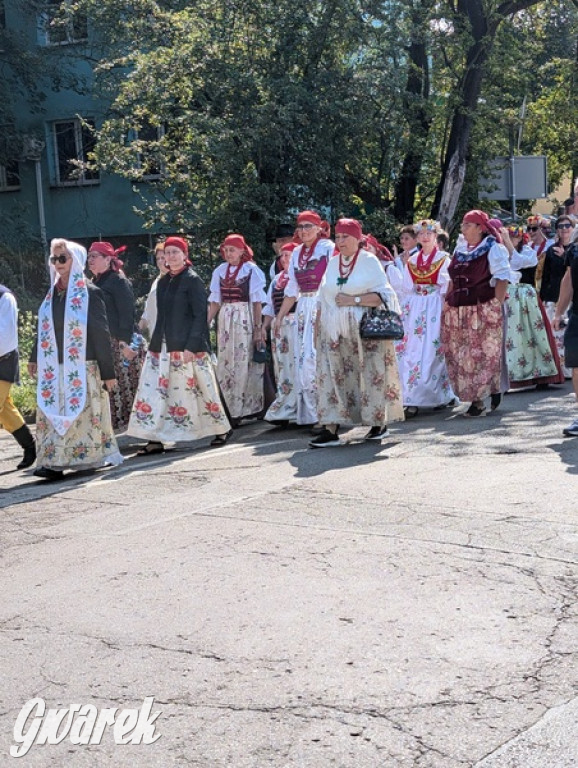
{"left": 1, "top": 204, "right": 577, "bottom": 480}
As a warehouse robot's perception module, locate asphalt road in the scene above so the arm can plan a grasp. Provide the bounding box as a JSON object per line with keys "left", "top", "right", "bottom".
{"left": 1, "top": 384, "right": 577, "bottom": 767}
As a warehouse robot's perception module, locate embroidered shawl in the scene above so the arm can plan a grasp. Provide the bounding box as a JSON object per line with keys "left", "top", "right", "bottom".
{"left": 36, "top": 241, "right": 89, "bottom": 436}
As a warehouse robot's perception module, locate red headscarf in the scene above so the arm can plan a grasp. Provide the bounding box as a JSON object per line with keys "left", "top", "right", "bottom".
{"left": 462, "top": 210, "right": 500, "bottom": 240}
{"left": 164, "top": 236, "right": 189, "bottom": 256}
{"left": 220, "top": 234, "right": 254, "bottom": 262}
{"left": 335, "top": 218, "right": 362, "bottom": 240}
{"left": 88, "top": 241, "right": 127, "bottom": 272}
{"left": 296, "top": 210, "right": 322, "bottom": 227}
{"left": 365, "top": 234, "right": 394, "bottom": 262}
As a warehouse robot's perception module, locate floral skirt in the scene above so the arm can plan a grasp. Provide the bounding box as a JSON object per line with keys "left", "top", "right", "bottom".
{"left": 441, "top": 298, "right": 503, "bottom": 403}
{"left": 265, "top": 313, "right": 298, "bottom": 422}
{"left": 295, "top": 295, "right": 320, "bottom": 425}
{"left": 316, "top": 311, "right": 404, "bottom": 428}
{"left": 505, "top": 285, "right": 563, "bottom": 387}
{"left": 395, "top": 288, "right": 455, "bottom": 407}
{"left": 36, "top": 360, "right": 124, "bottom": 470}
{"left": 216, "top": 303, "right": 264, "bottom": 419}
{"left": 128, "top": 349, "right": 230, "bottom": 443}
{"left": 108, "top": 337, "right": 146, "bottom": 433}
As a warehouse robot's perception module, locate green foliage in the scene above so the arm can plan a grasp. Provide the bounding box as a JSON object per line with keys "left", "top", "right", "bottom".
{"left": 12, "top": 311, "right": 38, "bottom": 418}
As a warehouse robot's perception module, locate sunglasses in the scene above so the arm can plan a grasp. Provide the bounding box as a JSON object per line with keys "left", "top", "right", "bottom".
{"left": 49, "top": 254, "right": 69, "bottom": 264}
{"left": 556, "top": 223, "right": 573, "bottom": 229}
{"left": 296, "top": 223, "right": 315, "bottom": 230}
{"left": 527, "top": 226, "right": 540, "bottom": 232}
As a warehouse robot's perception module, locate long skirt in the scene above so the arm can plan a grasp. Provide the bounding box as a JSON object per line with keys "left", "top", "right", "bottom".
{"left": 395, "top": 286, "right": 455, "bottom": 407}
{"left": 441, "top": 298, "right": 503, "bottom": 403}
{"left": 294, "top": 294, "right": 320, "bottom": 425}
{"left": 316, "top": 311, "right": 404, "bottom": 427}
{"left": 505, "top": 285, "right": 564, "bottom": 388}
{"left": 544, "top": 301, "right": 572, "bottom": 378}
{"left": 264, "top": 313, "right": 298, "bottom": 422}
{"left": 128, "top": 349, "right": 230, "bottom": 443}
{"left": 108, "top": 337, "right": 146, "bottom": 433}
{"left": 36, "top": 360, "right": 124, "bottom": 470}
{"left": 216, "top": 303, "right": 264, "bottom": 420}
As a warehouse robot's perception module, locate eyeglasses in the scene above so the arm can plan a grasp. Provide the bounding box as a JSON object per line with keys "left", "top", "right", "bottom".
{"left": 527, "top": 226, "right": 540, "bottom": 232}
{"left": 556, "top": 223, "right": 573, "bottom": 229}
{"left": 296, "top": 223, "right": 315, "bottom": 230}
{"left": 49, "top": 254, "right": 69, "bottom": 264}
{"left": 87, "top": 252, "right": 104, "bottom": 259}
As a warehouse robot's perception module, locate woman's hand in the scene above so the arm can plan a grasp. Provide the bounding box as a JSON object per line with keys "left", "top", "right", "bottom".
{"left": 335, "top": 293, "right": 355, "bottom": 307}
{"left": 253, "top": 326, "right": 265, "bottom": 348}
{"left": 28, "top": 363, "right": 37, "bottom": 378}
{"left": 103, "top": 379, "right": 117, "bottom": 392}
{"left": 121, "top": 346, "right": 138, "bottom": 361}
{"left": 553, "top": 243, "right": 565, "bottom": 258}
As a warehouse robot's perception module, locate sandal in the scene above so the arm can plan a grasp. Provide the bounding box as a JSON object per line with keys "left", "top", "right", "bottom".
{"left": 210, "top": 429, "right": 233, "bottom": 447}
{"left": 404, "top": 406, "right": 419, "bottom": 419}
{"left": 136, "top": 441, "right": 165, "bottom": 456}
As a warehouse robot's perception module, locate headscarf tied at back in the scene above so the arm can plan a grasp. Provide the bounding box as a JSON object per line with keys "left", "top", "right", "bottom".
{"left": 462, "top": 210, "right": 501, "bottom": 240}
{"left": 164, "top": 236, "right": 192, "bottom": 267}
{"left": 88, "top": 241, "right": 127, "bottom": 273}
{"left": 36, "top": 239, "right": 90, "bottom": 436}
{"left": 220, "top": 234, "right": 254, "bottom": 263}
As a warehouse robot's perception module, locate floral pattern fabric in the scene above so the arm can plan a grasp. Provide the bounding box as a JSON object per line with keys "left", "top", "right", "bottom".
{"left": 395, "top": 285, "right": 454, "bottom": 407}
{"left": 216, "top": 303, "right": 264, "bottom": 420}
{"left": 128, "top": 349, "right": 230, "bottom": 443}
{"left": 505, "top": 284, "right": 562, "bottom": 387}
{"left": 108, "top": 337, "right": 146, "bottom": 433}
{"left": 316, "top": 309, "right": 404, "bottom": 427}
{"left": 543, "top": 301, "right": 572, "bottom": 378}
{"left": 294, "top": 295, "right": 320, "bottom": 425}
{"left": 441, "top": 298, "right": 504, "bottom": 402}
{"left": 265, "top": 313, "right": 298, "bottom": 422}
{"left": 36, "top": 360, "right": 123, "bottom": 470}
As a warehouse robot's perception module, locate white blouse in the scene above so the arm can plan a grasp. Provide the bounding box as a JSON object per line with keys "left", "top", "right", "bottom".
{"left": 0, "top": 291, "right": 18, "bottom": 357}
{"left": 208, "top": 262, "right": 267, "bottom": 304}
{"left": 284, "top": 238, "right": 335, "bottom": 299}
{"left": 398, "top": 251, "right": 451, "bottom": 297}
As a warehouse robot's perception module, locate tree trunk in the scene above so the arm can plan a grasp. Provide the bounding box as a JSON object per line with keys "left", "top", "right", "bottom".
{"left": 393, "top": 5, "right": 433, "bottom": 223}
{"left": 432, "top": 0, "right": 498, "bottom": 229}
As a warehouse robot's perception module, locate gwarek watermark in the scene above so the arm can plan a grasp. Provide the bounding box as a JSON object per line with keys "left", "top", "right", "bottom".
{"left": 10, "top": 696, "right": 161, "bottom": 758}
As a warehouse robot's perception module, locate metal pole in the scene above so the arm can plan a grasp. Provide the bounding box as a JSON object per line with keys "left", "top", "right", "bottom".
{"left": 34, "top": 157, "right": 48, "bottom": 254}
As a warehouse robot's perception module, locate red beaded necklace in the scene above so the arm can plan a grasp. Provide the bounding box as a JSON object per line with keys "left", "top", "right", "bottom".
{"left": 416, "top": 245, "right": 438, "bottom": 271}
{"left": 337, "top": 246, "right": 361, "bottom": 286}
{"left": 224, "top": 260, "right": 244, "bottom": 284}
{"left": 297, "top": 236, "right": 321, "bottom": 270}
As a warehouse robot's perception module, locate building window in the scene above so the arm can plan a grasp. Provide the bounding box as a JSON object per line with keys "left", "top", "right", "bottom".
{"left": 134, "top": 122, "right": 166, "bottom": 180}
{"left": 42, "top": 0, "right": 87, "bottom": 46}
{"left": 51, "top": 119, "right": 99, "bottom": 186}
{"left": 0, "top": 160, "right": 20, "bottom": 192}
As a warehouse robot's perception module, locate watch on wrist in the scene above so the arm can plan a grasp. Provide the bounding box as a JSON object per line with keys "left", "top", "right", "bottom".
{"left": 354, "top": 296, "right": 361, "bottom": 305}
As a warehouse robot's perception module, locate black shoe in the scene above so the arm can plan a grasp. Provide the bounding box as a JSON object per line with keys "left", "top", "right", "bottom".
{"left": 490, "top": 393, "right": 502, "bottom": 411}
{"left": 364, "top": 426, "right": 388, "bottom": 441}
{"left": 210, "top": 429, "right": 233, "bottom": 447}
{"left": 404, "top": 406, "right": 419, "bottom": 419}
{"left": 464, "top": 403, "right": 486, "bottom": 418}
{"left": 12, "top": 425, "right": 36, "bottom": 469}
{"left": 33, "top": 467, "right": 64, "bottom": 481}
{"left": 309, "top": 428, "right": 340, "bottom": 448}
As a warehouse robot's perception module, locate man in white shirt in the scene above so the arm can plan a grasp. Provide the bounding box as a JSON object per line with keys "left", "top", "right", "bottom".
{"left": 0, "top": 285, "right": 36, "bottom": 469}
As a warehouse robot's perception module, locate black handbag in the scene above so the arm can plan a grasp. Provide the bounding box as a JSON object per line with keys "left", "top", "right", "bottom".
{"left": 359, "top": 304, "right": 404, "bottom": 341}
{"left": 253, "top": 345, "right": 270, "bottom": 364}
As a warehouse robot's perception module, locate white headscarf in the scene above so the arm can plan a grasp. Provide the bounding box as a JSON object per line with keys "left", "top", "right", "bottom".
{"left": 36, "top": 239, "right": 89, "bottom": 436}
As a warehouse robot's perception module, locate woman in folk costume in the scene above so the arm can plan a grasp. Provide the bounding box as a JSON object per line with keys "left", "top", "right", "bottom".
{"left": 128, "top": 236, "right": 231, "bottom": 452}
{"left": 208, "top": 234, "right": 267, "bottom": 424}
{"left": 364, "top": 234, "right": 404, "bottom": 296}
{"left": 501, "top": 225, "right": 564, "bottom": 389}
{"left": 395, "top": 219, "right": 455, "bottom": 418}
{"left": 441, "top": 211, "right": 511, "bottom": 418}
{"left": 310, "top": 218, "right": 404, "bottom": 447}
{"left": 263, "top": 242, "right": 299, "bottom": 425}
{"left": 28, "top": 239, "right": 122, "bottom": 480}
{"left": 526, "top": 214, "right": 554, "bottom": 290}
{"left": 274, "top": 210, "right": 334, "bottom": 427}
{"left": 139, "top": 241, "right": 168, "bottom": 338}
{"left": 87, "top": 240, "right": 144, "bottom": 433}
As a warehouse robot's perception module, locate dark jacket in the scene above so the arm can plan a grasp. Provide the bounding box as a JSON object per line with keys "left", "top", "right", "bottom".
{"left": 149, "top": 268, "right": 210, "bottom": 354}
{"left": 92, "top": 269, "right": 135, "bottom": 343}
{"left": 540, "top": 243, "right": 576, "bottom": 303}
{"left": 30, "top": 283, "right": 116, "bottom": 380}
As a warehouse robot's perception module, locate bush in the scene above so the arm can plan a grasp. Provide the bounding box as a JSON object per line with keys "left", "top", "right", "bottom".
{"left": 12, "top": 311, "right": 38, "bottom": 419}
